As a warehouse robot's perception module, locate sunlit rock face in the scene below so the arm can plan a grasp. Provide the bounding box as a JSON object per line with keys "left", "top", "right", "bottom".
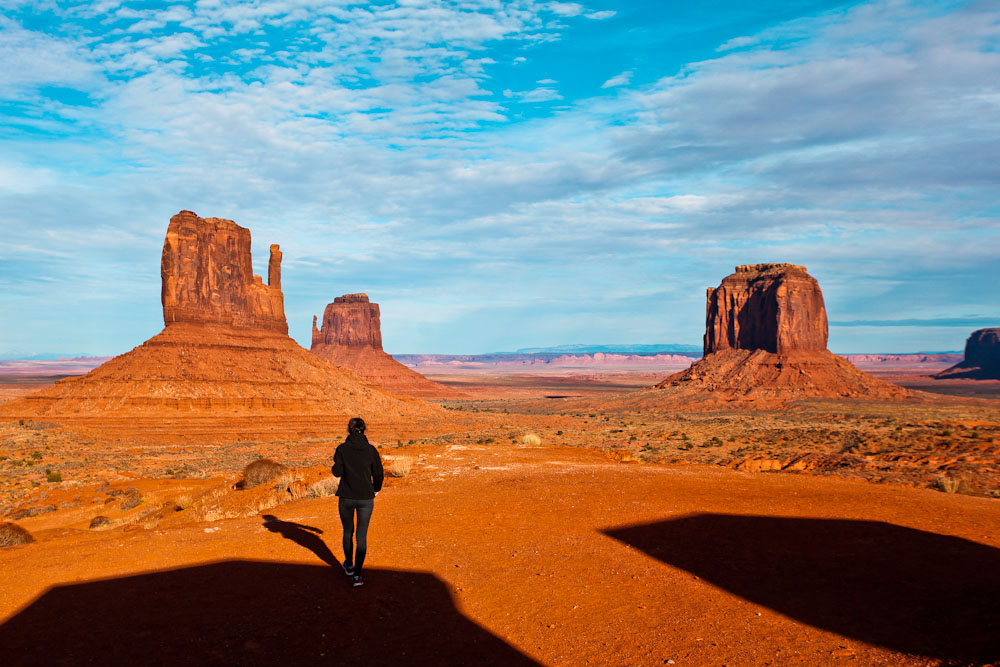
{"left": 161, "top": 210, "right": 286, "bottom": 333}
{"left": 311, "top": 294, "right": 462, "bottom": 399}
{"left": 703, "top": 263, "right": 828, "bottom": 356}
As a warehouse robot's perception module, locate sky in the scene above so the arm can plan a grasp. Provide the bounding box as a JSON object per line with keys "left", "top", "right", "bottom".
{"left": 1, "top": 0, "right": 998, "bottom": 356}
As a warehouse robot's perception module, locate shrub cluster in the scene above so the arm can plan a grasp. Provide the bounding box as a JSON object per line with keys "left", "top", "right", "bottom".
{"left": 242, "top": 458, "right": 288, "bottom": 489}
{"left": 0, "top": 522, "right": 34, "bottom": 547}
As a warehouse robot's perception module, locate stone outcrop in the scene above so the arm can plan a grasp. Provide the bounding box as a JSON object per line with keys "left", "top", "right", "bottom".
{"left": 0, "top": 212, "right": 440, "bottom": 420}
{"left": 312, "top": 294, "right": 382, "bottom": 349}
{"left": 935, "top": 328, "right": 1000, "bottom": 380}
{"left": 311, "top": 294, "right": 462, "bottom": 399}
{"left": 161, "top": 211, "right": 286, "bottom": 333}
{"left": 650, "top": 264, "right": 908, "bottom": 404}
{"left": 704, "top": 263, "right": 827, "bottom": 355}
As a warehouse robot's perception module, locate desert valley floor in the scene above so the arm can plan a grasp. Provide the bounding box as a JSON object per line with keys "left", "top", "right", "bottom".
{"left": 1, "top": 359, "right": 999, "bottom": 666}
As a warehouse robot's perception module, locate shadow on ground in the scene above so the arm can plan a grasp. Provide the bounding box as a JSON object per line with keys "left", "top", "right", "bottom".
{"left": 604, "top": 514, "right": 1000, "bottom": 664}
{"left": 0, "top": 522, "right": 540, "bottom": 667}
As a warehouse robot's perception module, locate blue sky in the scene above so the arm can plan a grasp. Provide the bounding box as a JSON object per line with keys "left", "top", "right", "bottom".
{"left": 1, "top": 0, "right": 998, "bottom": 356}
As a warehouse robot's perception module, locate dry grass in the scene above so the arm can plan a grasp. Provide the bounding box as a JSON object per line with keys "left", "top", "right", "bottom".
{"left": 936, "top": 474, "right": 965, "bottom": 494}
{"left": 120, "top": 492, "right": 143, "bottom": 511}
{"left": 242, "top": 458, "right": 289, "bottom": 489}
{"left": 307, "top": 477, "right": 339, "bottom": 498}
{"left": 175, "top": 494, "right": 193, "bottom": 510}
{"left": 521, "top": 433, "right": 542, "bottom": 446}
{"left": 388, "top": 456, "right": 413, "bottom": 478}
{"left": 0, "top": 522, "right": 34, "bottom": 547}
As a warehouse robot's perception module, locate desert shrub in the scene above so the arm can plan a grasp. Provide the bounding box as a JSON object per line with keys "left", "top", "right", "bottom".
{"left": 242, "top": 458, "right": 288, "bottom": 489}
{"left": 936, "top": 474, "right": 964, "bottom": 494}
{"left": 521, "top": 433, "right": 542, "bottom": 446}
{"left": 388, "top": 456, "right": 413, "bottom": 478}
{"left": 175, "top": 494, "right": 193, "bottom": 510}
{"left": 120, "top": 492, "right": 143, "bottom": 511}
{"left": 0, "top": 522, "right": 34, "bottom": 547}
{"left": 46, "top": 470, "right": 62, "bottom": 483}
{"left": 307, "top": 477, "right": 339, "bottom": 498}
{"left": 89, "top": 515, "right": 111, "bottom": 529}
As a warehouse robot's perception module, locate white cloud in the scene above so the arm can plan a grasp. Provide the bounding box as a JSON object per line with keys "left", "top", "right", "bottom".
{"left": 600, "top": 70, "right": 632, "bottom": 88}
{"left": 716, "top": 35, "right": 759, "bottom": 51}
{"left": 586, "top": 10, "right": 616, "bottom": 20}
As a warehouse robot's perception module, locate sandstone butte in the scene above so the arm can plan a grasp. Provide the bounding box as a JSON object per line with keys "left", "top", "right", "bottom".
{"left": 649, "top": 263, "right": 908, "bottom": 404}
{"left": 935, "top": 328, "right": 1000, "bottom": 380}
{"left": 310, "top": 294, "right": 463, "bottom": 399}
{"left": 0, "top": 211, "right": 439, "bottom": 419}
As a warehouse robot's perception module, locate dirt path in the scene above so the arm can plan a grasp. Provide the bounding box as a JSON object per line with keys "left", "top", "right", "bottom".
{"left": 1, "top": 446, "right": 998, "bottom": 666}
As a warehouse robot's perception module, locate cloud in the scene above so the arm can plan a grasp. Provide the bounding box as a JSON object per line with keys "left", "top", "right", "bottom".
{"left": 600, "top": 70, "right": 632, "bottom": 88}
{"left": 716, "top": 35, "right": 759, "bottom": 51}
{"left": 586, "top": 10, "right": 616, "bottom": 20}
{"left": 0, "top": 0, "right": 998, "bottom": 354}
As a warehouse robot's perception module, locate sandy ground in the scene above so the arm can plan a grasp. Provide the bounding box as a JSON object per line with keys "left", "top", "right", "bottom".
{"left": 1, "top": 362, "right": 999, "bottom": 666}
{"left": 1, "top": 442, "right": 999, "bottom": 666}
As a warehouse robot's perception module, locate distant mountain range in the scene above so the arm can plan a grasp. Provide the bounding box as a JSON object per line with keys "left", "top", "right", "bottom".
{"left": 511, "top": 343, "right": 703, "bottom": 356}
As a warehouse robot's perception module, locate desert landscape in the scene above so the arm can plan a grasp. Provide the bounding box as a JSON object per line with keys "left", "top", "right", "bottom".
{"left": 3, "top": 2, "right": 1000, "bottom": 666}
{"left": 1, "top": 212, "right": 998, "bottom": 667}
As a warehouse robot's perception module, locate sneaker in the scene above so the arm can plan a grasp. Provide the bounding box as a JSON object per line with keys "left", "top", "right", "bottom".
{"left": 352, "top": 575, "right": 364, "bottom": 587}
{"left": 343, "top": 562, "right": 354, "bottom": 576}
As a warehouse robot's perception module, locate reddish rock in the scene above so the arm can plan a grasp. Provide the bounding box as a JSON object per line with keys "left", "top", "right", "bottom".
{"left": 935, "top": 328, "right": 1000, "bottom": 380}
{"left": 704, "top": 263, "right": 827, "bottom": 355}
{"left": 651, "top": 264, "right": 907, "bottom": 404}
{"left": 311, "top": 294, "right": 382, "bottom": 349}
{"left": 0, "top": 212, "right": 440, "bottom": 419}
{"left": 161, "top": 211, "right": 286, "bottom": 333}
{"left": 312, "top": 294, "right": 462, "bottom": 399}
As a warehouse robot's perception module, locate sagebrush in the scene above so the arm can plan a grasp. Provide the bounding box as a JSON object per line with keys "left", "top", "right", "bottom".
{"left": 0, "top": 522, "right": 34, "bottom": 547}
{"left": 242, "top": 458, "right": 288, "bottom": 489}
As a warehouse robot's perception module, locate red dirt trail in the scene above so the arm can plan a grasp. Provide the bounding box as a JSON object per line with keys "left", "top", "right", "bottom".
{"left": 1, "top": 444, "right": 998, "bottom": 666}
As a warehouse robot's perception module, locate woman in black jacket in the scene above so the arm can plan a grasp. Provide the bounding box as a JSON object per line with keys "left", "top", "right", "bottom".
{"left": 332, "top": 417, "right": 384, "bottom": 587}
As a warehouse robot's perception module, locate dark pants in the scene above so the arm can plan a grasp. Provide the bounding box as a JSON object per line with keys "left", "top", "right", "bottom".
{"left": 338, "top": 497, "right": 374, "bottom": 575}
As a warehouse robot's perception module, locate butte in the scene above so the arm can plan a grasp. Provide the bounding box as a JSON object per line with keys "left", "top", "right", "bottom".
{"left": 637, "top": 263, "right": 908, "bottom": 406}
{"left": 310, "top": 294, "right": 462, "bottom": 399}
{"left": 935, "top": 328, "right": 1000, "bottom": 380}
{"left": 0, "top": 211, "right": 438, "bottom": 438}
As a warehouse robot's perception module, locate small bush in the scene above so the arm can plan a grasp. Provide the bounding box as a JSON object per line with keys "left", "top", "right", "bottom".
{"left": 936, "top": 474, "right": 964, "bottom": 494}
{"left": 307, "top": 477, "right": 339, "bottom": 498}
{"left": 521, "top": 433, "right": 542, "bottom": 446}
{"left": 31, "top": 452, "right": 42, "bottom": 460}
{"left": 242, "top": 458, "right": 289, "bottom": 489}
{"left": 120, "top": 492, "right": 143, "bottom": 511}
{"left": 46, "top": 470, "right": 62, "bottom": 483}
{"left": 89, "top": 515, "right": 111, "bottom": 529}
{"left": 175, "top": 494, "right": 193, "bottom": 510}
{"left": 0, "top": 522, "right": 34, "bottom": 547}
{"left": 388, "top": 456, "right": 413, "bottom": 478}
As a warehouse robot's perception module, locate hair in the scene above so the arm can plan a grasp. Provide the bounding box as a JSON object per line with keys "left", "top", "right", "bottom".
{"left": 347, "top": 417, "right": 366, "bottom": 434}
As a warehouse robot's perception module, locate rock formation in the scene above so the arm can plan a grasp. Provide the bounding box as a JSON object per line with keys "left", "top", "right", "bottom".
{"left": 161, "top": 211, "right": 286, "bottom": 332}
{"left": 651, "top": 263, "right": 907, "bottom": 404}
{"left": 311, "top": 294, "right": 462, "bottom": 398}
{"left": 0, "top": 211, "right": 439, "bottom": 420}
{"left": 935, "top": 328, "right": 1000, "bottom": 380}
{"left": 704, "top": 263, "right": 827, "bottom": 355}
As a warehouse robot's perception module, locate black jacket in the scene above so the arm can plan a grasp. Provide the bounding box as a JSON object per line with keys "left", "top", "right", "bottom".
{"left": 332, "top": 433, "right": 384, "bottom": 500}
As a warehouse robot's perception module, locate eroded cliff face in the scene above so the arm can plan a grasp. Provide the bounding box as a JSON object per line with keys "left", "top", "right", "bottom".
{"left": 936, "top": 328, "right": 1000, "bottom": 380}
{"left": 311, "top": 293, "right": 382, "bottom": 349}
{"left": 161, "top": 210, "right": 286, "bottom": 333}
{"left": 651, "top": 263, "right": 906, "bottom": 404}
{"left": 311, "top": 294, "right": 462, "bottom": 399}
{"left": 704, "top": 263, "right": 828, "bottom": 355}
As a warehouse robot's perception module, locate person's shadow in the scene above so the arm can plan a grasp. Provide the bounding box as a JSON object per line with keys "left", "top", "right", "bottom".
{"left": 261, "top": 514, "right": 338, "bottom": 567}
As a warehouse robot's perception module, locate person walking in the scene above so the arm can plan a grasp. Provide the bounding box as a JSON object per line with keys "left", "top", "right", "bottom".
{"left": 332, "top": 417, "right": 384, "bottom": 587}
